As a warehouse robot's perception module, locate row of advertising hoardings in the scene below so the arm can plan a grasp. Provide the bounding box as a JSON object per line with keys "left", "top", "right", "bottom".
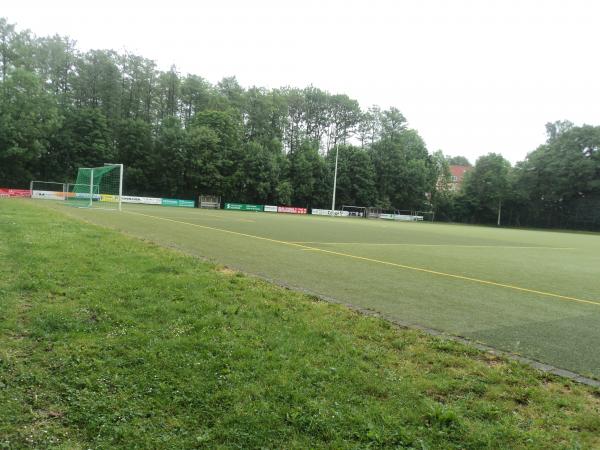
{"left": 1, "top": 188, "right": 195, "bottom": 208}
{"left": 225, "top": 203, "right": 308, "bottom": 214}
{"left": 3, "top": 188, "right": 421, "bottom": 219}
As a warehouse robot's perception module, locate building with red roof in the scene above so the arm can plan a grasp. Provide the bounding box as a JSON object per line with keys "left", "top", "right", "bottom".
{"left": 447, "top": 165, "right": 471, "bottom": 192}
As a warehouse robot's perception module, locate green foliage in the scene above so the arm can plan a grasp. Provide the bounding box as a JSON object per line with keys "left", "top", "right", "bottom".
{"left": 507, "top": 122, "right": 600, "bottom": 229}
{"left": 446, "top": 155, "right": 471, "bottom": 166}
{"left": 369, "top": 129, "right": 436, "bottom": 210}
{"left": 459, "top": 153, "right": 511, "bottom": 224}
{"left": 288, "top": 140, "right": 329, "bottom": 207}
{"left": 326, "top": 144, "right": 377, "bottom": 207}
{"left": 0, "top": 68, "right": 60, "bottom": 186}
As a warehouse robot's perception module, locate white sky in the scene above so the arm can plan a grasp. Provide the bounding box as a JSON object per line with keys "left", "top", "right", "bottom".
{"left": 3, "top": 0, "right": 599, "bottom": 164}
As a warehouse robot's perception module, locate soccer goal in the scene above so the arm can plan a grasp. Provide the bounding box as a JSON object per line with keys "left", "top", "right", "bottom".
{"left": 66, "top": 163, "right": 123, "bottom": 210}
{"left": 341, "top": 205, "right": 368, "bottom": 218}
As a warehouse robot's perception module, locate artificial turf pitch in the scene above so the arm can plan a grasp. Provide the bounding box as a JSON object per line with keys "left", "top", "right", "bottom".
{"left": 46, "top": 201, "right": 600, "bottom": 378}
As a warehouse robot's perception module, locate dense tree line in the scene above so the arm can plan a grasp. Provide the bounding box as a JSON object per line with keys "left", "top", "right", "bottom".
{"left": 1, "top": 18, "right": 599, "bottom": 230}
{"left": 0, "top": 18, "right": 438, "bottom": 211}
{"left": 440, "top": 121, "right": 600, "bottom": 230}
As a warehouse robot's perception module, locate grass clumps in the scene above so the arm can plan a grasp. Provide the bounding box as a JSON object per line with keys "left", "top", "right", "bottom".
{"left": 0, "top": 199, "right": 599, "bottom": 449}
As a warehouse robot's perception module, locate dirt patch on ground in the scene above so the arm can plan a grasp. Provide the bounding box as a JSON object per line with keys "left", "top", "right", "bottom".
{"left": 216, "top": 267, "right": 237, "bottom": 276}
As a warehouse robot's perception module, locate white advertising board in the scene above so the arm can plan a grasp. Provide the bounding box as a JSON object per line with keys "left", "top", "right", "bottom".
{"left": 378, "top": 214, "right": 425, "bottom": 221}
{"left": 32, "top": 190, "right": 65, "bottom": 200}
{"left": 264, "top": 205, "right": 278, "bottom": 212}
{"left": 311, "top": 209, "right": 349, "bottom": 217}
{"left": 121, "top": 195, "right": 162, "bottom": 205}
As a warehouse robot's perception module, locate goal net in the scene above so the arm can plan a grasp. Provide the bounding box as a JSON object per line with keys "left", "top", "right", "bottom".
{"left": 66, "top": 164, "right": 123, "bottom": 210}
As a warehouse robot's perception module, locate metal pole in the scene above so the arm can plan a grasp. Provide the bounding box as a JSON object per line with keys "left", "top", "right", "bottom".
{"left": 89, "top": 169, "right": 94, "bottom": 208}
{"left": 331, "top": 145, "right": 339, "bottom": 211}
{"left": 497, "top": 199, "right": 502, "bottom": 226}
{"left": 118, "top": 164, "right": 123, "bottom": 212}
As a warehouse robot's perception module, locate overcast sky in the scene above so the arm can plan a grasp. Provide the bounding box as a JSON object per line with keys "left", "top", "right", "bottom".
{"left": 3, "top": 0, "right": 599, "bottom": 164}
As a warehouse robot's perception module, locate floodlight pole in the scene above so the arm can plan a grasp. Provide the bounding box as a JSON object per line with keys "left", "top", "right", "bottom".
{"left": 497, "top": 199, "right": 502, "bottom": 226}
{"left": 331, "top": 145, "right": 339, "bottom": 211}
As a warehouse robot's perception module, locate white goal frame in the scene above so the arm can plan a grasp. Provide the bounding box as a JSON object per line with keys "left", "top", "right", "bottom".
{"left": 67, "top": 163, "right": 124, "bottom": 211}
{"left": 104, "top": 163, "right": 124, "bottom": 212}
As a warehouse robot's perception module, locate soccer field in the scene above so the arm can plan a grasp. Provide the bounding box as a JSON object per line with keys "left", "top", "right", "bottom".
{"left": 48, "top": 201, "right": 600, "bottom": 378}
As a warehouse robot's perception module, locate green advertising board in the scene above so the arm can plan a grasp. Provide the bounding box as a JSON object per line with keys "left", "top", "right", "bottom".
{"left": 225, "top": 203, "right": 264, "bottom": 212}
{"left": 161, "top": 198, "right": 195, "bottom": 207}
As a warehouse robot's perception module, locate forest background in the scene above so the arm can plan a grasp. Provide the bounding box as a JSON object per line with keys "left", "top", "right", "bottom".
{"left": 1, "top": 18, "right": 599, "bottom": 229}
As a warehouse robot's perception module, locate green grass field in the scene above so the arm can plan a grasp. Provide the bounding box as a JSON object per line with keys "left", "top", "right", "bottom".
{"left": 45, "top": 200, "right": 600, "bottom": 379}
{"left": 2, "top": 198, "right": 600, "bottom": 448}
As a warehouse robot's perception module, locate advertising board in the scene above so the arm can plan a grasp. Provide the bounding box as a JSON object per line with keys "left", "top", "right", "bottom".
{"left": 311, "top": 209, "right": 349, "bottom": 217}
{"left": 225, "top": 203, "right": 264, "bottom": 212}
{"left": 0, "top": 188, "right": 31, "bottom": 198}
{"left": 121, "top": 195, "right": 162, "bottom": 205}
{"left": 100, "top": 194, "right": 119, "bottom": 203}
{"left": 31, "top": 190, "right": 64, "bottom": 200}
{"left": 162, "top": 198, "right": 195, "bottom": 207}
{"left": 277, "top": 206, "right": 307, "bottom": 214}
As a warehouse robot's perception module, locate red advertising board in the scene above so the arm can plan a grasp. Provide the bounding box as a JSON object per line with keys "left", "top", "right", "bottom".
{"left": 0, "top": 188, "right": 31, "bottom": 198}
{"left": 277, "top": 206, "right": 307, "bottom": 214}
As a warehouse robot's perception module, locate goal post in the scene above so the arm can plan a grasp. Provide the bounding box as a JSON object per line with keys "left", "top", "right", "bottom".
{"left": 66, "top": 163, "right": 123, "bottom": 210}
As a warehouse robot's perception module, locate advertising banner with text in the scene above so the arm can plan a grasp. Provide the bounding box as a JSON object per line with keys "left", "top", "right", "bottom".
{"left": 100, "top": 194, "right": 119, "bottom": 203}
{"left": 311, "top": 209, "right": 349, "bottom": 217}
{"left": 277, "top": 206, "right": 307, "bottom": 214}
{"left": 162, "top": 198, "right": 195, "bottom": 207}
{"left": 225, "top": 203, "right": 264, "bottom": 212}
{"left": 32, "top": 190, "right": 64, "bottom": 200}
{"left": 263, "top": 205, "right": 278, "bottom": 212}
{"left": 122, "top": 195, "right": 162, "bottom": 205}
{"left": 0, "top": 188, "right": 31, "bottom": 198}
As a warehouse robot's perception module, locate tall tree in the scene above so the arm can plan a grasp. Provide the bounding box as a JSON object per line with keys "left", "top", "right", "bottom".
{"left": 446, "top": 155, "right": 471, "bottom": 166}
{"left": 0, "top": 69, "right": 60, "bottom": 186}
{"left": 326, "top": 145, "right": 377, "bottom": 207}
{"left": 459, "top": 153, "right": 511, "bottom": 224}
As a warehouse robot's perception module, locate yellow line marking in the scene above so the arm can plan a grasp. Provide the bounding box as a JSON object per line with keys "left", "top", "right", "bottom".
{"left": 290, "top": 242, "right": 574, "bottom": 250}
{"left": 124, "top": 210, "right": 599, "bottom": 307}
{"left": 171, "top": 210, "right": 255, "bottom": 224}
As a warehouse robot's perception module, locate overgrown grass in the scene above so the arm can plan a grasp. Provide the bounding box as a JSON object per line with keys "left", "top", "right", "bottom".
{"left": 1, "top": 199, "right": 599, "bottom": 449}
